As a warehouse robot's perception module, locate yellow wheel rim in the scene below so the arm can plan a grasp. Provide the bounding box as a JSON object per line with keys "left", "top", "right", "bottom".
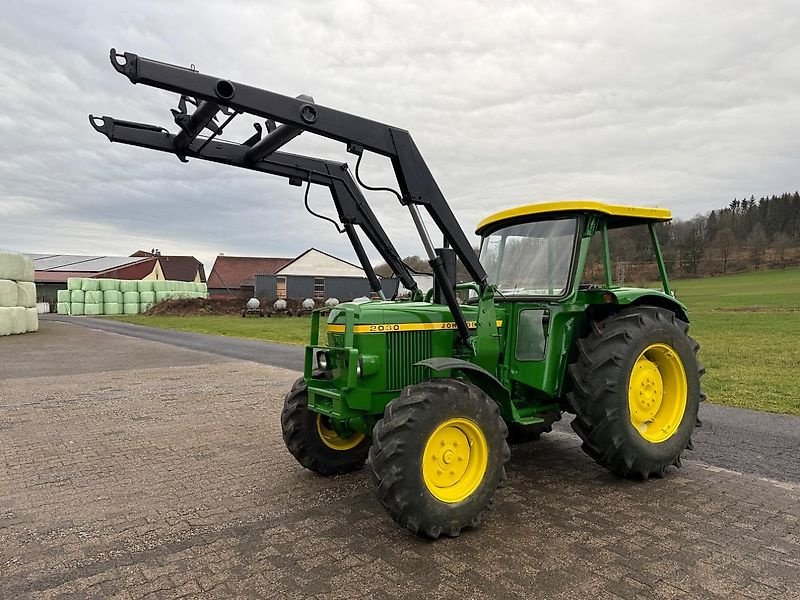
{"left": 315, "top": 415, "right": 365, "bottom": 451}
{"left": 422, "top": 418, "right": 488, "bottom": 503}
{"left": 628, "top": 343, "right": 688, "bottom": 443}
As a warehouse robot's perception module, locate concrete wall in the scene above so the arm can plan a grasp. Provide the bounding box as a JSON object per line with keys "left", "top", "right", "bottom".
{"left": 142, "top": 261, "right": 165, "bottom": 280}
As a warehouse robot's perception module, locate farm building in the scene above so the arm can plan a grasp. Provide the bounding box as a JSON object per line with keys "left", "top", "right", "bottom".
{"left": 131, "top": 250, "right": 206, "bottom": 283}
{"left": 209, "top": 248, "right": 401, "bottom": 301}
{"left": 207, "top": 255, "right": 293, "bottom": 298}
{"left": 398, "top": 270, "right": 434, "bottom": 298}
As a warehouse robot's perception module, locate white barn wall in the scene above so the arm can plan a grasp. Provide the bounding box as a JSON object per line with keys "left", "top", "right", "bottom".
{"left": 398, "top": 273, "right": 434, "bottom": 297}
{"left": 276, "top": 249, "right": 364, "bottom": 277}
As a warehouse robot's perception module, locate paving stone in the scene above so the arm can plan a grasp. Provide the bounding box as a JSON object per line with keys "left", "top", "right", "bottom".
{"left": 1, "top": 322, "right": 798, "bottom": 599}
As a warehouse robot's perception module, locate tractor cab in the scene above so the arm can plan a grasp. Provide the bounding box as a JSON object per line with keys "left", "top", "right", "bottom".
{"left": 475, "top": 200, "right": 674, "bottom": 301}
{"left": 469, "top": 200, "right": 686, "bottom": 439}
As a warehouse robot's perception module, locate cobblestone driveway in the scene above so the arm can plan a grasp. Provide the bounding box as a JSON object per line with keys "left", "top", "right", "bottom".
{"left": 1, "top": 322, "right": 798, "bottom": 599}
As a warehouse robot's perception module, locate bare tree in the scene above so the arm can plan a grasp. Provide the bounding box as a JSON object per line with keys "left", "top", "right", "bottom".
{"left": 774, "top": 232, "right": 791, "bottom": 268}
{"left": 711, "top": 227, "right": 735, "bottom": 273}
{"left": 749, "top": 224, "right": 767, "bottom": 269}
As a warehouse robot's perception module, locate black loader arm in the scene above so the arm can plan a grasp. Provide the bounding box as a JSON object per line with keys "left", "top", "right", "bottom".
{"left": 89, "top": 116, "right": 415, "bottom": 295}
{"left": 90, "top": 49, "right": 488, "bottom": 340}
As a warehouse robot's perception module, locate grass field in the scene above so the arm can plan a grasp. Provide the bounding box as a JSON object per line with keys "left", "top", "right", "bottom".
{"left": 669, "top": 267, "right": 800, "bottom": 415}
{"left": 112, "top": 267, "right": 800, "bottom": 415}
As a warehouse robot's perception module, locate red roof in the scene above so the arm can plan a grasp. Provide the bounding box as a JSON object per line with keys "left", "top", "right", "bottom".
{"left": 35, "top": 270, "right": 97, "bottom": 283}
{"left": 100, "top": 258, "right": 159, "bottom": 280}
{"left": 207, "top": 256, "right": 292, "bottom": 289}
{"left": 131, "top": 251, "right": 205, "bottom": 282}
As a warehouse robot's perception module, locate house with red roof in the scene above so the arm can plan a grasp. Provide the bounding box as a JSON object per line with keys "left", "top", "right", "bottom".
{"left": 208, "top": 248, "right": 398, "bottom": 301}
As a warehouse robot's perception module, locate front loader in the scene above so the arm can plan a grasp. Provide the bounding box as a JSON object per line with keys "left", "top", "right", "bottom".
{"left": 91, "top": 49, "right": 704, "bottom": 538}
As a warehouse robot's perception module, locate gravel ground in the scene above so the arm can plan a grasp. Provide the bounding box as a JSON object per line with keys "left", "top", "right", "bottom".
{"left": 1, "top": 320, "right": 798, "bottom": 599}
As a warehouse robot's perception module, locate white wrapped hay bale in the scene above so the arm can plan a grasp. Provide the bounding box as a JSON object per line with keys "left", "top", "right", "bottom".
{"left": 0, "top": 280, "right": 16, "bottom": 307}
{"left": 9, "top": 306, "right": 26, "bottom": 334}
{"left": 15, "top": 282, "right": 37, "bottom": 308}
{"left": 137, "top": 280, "right": 154, "bottom": 293}
{"left": 103, "top": 290, "right": 122, "bottom": 304}
{"left": 139, "top": 291, "right": 156, "bottom": 304}
{"left": 71, "top": 302, "right": 85, "bottom": 316}
{"left": 71, "top": 290, "right": 85, "bottom": 303}
{"left": 81, "top": 278, "right": 100, "bottom": 292}
{"left": 0, "top": 253, "right": 27, "bottom": 281}
{"left": 153, "top": 280, "right": 167, "bottom": 292}
{"left": 123, "top": 291, "right": 140, "bottom": 304}
{"left": 57, "top": 289, "right": 71, "bottom": 303}
{"left": 0, "top": 307, "right": 12, "bottom": 336}
{"left": 104, "top": 302, "right": 122, "bottom": 315}
{"left": 19, "top": 255, "right": 34, "bottom": 282}
{"left": 140, "top": 302, "right": 153, "bottom": 313}
{"left": 67, "top": 278, "right": 83, "bottom": 291}
{"left": 155, "top": 291, "right": 170, "bottom": 303}
{"left": 198, "top": 282, "right": 208, "bottom": 293}
{"left": 84, "top": 290, "right": 104, "bottom": 304}
{"left": 99, "top": 279, "right": 120, "bottom": 292}
{"left": 57, "top": 302, "right": 71, "bottom": 315}
{"left": 119, "top": 280, "right": 138, "bottom": 293}
{"left": 123, "top": 303, "right": 140, "bottom": 315}
{"left": 25, "top": 307, "right": 38, "bottom": 332}
{"left": 84, "top": 303, "right": 102, "bottom": 316}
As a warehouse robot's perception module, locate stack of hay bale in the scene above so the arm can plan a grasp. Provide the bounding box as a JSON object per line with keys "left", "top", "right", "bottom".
{"left": 0, "top": 252, "right": 38, "bottom": 336}
{"left": 57, "top": 278, "right": 208, "bottom": 315}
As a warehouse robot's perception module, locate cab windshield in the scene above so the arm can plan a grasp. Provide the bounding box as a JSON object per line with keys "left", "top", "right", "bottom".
{"left": 479, "top": 217, "right": 578, "bottom": 297}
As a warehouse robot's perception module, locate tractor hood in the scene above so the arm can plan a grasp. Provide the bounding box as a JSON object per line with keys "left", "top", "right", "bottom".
{"left": 327, "top": 300, "right": 483, "bottom": 332}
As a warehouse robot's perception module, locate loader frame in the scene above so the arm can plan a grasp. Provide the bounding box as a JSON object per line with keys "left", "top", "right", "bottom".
{"left": 90, "top": 49, "right": 488, "bottom": 341}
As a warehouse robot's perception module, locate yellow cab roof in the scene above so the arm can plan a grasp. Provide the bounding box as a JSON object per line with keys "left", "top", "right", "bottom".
{"left": 475, "top": 200, "right": 672, "bottom": 235}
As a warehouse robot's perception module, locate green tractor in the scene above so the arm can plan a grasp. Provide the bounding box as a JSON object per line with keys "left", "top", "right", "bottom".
{"left": 92, "top": 50, "right": 704, "bottom": 539}
{"left": 288, "top": 201, "right": 703, "bottom": 537}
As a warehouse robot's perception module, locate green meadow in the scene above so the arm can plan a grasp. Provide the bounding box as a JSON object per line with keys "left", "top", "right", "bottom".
{"left": 669, "top": 267, "right": 800, "bottom": 414}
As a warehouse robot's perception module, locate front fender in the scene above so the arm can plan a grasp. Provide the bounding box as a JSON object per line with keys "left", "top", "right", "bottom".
{"left": 415, "top": 357, "right": 509, "bottom": 405}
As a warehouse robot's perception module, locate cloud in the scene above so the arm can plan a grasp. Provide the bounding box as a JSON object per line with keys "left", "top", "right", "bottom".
{"left": 1, "top": 0, "right": 798, "bottom": 274}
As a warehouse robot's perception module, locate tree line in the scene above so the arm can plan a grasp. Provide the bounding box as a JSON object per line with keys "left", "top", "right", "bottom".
{"left": 608, "top": 191, "right": 800, "bottom": 281}
{"left": 374, "top": 192, "right": 800, "bottom": 282}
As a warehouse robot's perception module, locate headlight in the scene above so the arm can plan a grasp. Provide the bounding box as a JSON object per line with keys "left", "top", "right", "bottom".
{"left": 317, "top": 350, "right": 331, "bottom": 371}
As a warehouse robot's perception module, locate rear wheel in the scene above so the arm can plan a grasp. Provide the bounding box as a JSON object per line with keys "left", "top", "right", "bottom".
{"left": 281, "top": 378, "right": 369, "bottom": 475}
{"left": 369, "top": 379, "right": 509, "bottom": 538}
{"left": 567, "top": 306, "right": 703, "bottom": 479}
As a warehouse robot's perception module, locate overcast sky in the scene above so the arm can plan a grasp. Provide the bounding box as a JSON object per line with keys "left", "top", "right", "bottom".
{"left": 2, "top": 1, "right": 798, "bottom": 273}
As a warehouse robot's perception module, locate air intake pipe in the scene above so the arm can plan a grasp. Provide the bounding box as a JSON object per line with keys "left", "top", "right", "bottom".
{"left": 433, "top": 247, "right": 457, "bottom": 306}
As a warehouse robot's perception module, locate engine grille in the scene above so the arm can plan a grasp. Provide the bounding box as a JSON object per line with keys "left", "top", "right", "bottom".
{"left": 386, "top": 330, "right": 432, "bottom": 390}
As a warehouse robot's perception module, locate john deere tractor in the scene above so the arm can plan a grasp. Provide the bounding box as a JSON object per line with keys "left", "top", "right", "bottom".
{"left": 92, "top": 49, "right": 704, "bottom": 538}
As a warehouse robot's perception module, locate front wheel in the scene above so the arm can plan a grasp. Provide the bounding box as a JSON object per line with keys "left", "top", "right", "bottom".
{"left": 370, "top": 379, "right": 510, "bottom": 538}
{"left": 281, "top": 378, "right": 369, "bottom": 476}
{"left": 567, "top": 306, "right": 704, "bottom": 479}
